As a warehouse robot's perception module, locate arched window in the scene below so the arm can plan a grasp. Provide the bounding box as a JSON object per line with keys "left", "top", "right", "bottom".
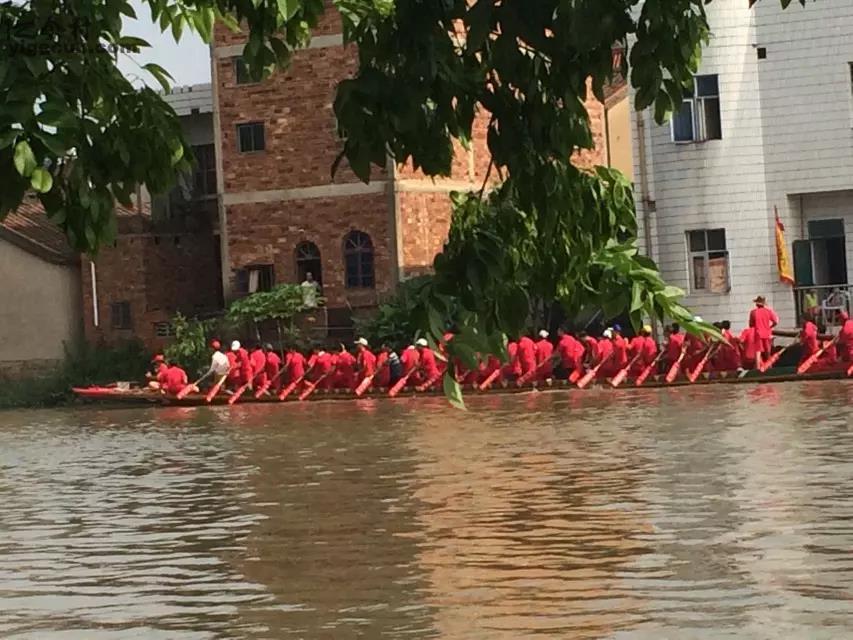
{"left": 295, "top": 241, "right": 322, "bottom": 285}
{"left": 344, "top": 231, "right": 375, "bottom": 288}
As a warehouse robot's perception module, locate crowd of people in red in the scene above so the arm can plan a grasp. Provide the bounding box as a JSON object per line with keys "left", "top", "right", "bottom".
{"left": 147, "top": 296, "right": 853, "bottom": 396}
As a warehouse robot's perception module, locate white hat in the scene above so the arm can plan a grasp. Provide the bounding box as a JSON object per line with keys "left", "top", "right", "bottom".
{"left": 355, "top": 337, "right": 369, "bottom": 346}
{"left": 416, "top": 338, "right": 429, "bottom": 347}
{"left": 603, "top": 329, "right": 613, "bottom": 339}
{"left": 693, "top": 316, "right": 704, "bottom": 323}
{"left": 538, "top": 330, "right": 549, "bottom": 339}
{"left": 231, "top": 340, "right": 241, "bottom": 351}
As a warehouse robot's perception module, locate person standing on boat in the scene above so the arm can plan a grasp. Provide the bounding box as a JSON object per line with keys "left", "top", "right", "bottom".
{"left": 749, "top": 296, "right": 779, "bottom": 370}
{"left": 250, "top": 343, "right": 267, "bottom": 390}
{"left": 535, "top": 330, "right": 554, "bottom": 381}
{"left": 263, "top": 344, "right": 281, "bottom": 393}
{"left": 517, "top": 331, "right": 537, "bottom": 379}
{"left": 664, "top": 323, "right": 685, "bottom": 371}
{"left": 416, "top": 338, "right": 441, "bottom": 388}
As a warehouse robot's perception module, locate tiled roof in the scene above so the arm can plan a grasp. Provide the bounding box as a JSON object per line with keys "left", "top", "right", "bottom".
{"left": 0, "top": 198, "right": 141, "bottom": 265}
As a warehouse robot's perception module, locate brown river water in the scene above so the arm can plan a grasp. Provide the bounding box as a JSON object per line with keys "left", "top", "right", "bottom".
{"left": 0, "top": 382, "right": 852, "bottom": 639}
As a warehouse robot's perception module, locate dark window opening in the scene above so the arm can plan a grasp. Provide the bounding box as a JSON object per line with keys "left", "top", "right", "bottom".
{"left": 672, "top": 74, "right": 722, "bottom": 142}
{"left": 296, "top": 241, "right": 323, "bottom": 285}
{"left": 237, "top": 122, "right": 265, "bottom": 153}
{"left": 343, "top": 230, "right": 375, "bottom": 289}
{"left": 234, "top": 57, "right": 251, "bottom": 85}
{"left": 111, "top": 301, "right": 132, "bottom": 330}
{"left": 687, "top": 228, "right": 730, "bottom": 294}
{"left": 235, "top": 264, "right": 275, "bottom": 294}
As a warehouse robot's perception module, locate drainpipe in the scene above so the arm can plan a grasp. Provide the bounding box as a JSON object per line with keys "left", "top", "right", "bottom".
{"left": 90, "top": 260, "right": 99, "bottom": 327}
{"left": 635, "top": 109, "right": 659, "bottom": 338}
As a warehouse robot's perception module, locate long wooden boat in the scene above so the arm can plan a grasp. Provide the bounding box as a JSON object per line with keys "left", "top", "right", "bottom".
{"left": 71, "top": 362, "right": 850, "bottom": 406}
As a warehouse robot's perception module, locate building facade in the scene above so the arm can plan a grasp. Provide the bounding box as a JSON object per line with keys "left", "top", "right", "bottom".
{"left": 212, "top": 7, "right": 631, "bottom": 332}
{"left": 633, "top": 1, "right": 853, "bottom": 329}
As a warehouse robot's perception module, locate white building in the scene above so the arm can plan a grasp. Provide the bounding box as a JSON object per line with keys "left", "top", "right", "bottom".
{"left": 633, "top": 1, "right": 853, "bottom": 329}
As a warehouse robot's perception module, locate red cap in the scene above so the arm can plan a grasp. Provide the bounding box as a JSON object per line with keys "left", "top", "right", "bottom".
{"left": 152, "top": 354, "right": 165, "bottom": 363}
{"left": 210, "top": 339, "right": 221, "bottom": 350}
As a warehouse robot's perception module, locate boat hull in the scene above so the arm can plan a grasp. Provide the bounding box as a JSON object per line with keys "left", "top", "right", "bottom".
{"left": 72, "top": 363, "right": 850, "bottom": 406}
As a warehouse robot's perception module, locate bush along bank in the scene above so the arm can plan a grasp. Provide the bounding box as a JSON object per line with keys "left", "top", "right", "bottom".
{"left": 0, "top": 341, "right": 149, "bottom": 409}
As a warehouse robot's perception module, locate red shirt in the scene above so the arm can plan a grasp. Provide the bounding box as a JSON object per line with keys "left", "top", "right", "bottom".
{"left": 582, "top": 336, "right": 599, "bottom": 363}
{"left": 336, "top": 351, "right": 357, "bottom": 389}
{"left": 375, "top": 352, "right": 390, "bottom": 387}
{"left": 286, "top": 351, "right": 306, "bottom": 381}
{"left": 226, "top": 352, "right": 241, "bottom": 381}
{"left": 716, "top": 330, "right": 740, "bottom": 370}
{"left": 628, "top": 336, "right": 645, "bottom": 359}
{"left": 597, "top": 338, "right": 613, "bottom": 364}
{"left": 155, "top": 363, "right": 169, "bottom": 385}
{"left": 265, "top": 352, "right": 281, "bottom": 386}
{"left": 358, "top": 348, "right": 377, "bottom": 377}
{"left": 535, "top": 338, "right": 554, "bottom": 367}
{"left": 739, "top": 327, "right": 757, "bottom": 363}
{"left": 749, "top": 306, "right": 779, "bottom": 340}
{"left": 163, "top": 366, "right": 187, "bottom": 394}
{"left": 401, "top": 347, "right": 420, "bottom": 374}
{"left": 237, "top": 348, "right": 252, "bottom": 384}
{"left": 665, "top": 333, "right": 685, "bottom": 361}
{"left": 643, "top": 337, "right": 658, "bottom": 362}
{"left": 801, "top": 321, "right": 819, "bottom": 358}
{"left": 503, "top": 342, "right": 522, "bottom": 376}
{"left": 419, "top": 348, "right": 441, "bottom": 379}
{"left": 557, "top": 335, "right": 582, "bottom": 369}
{"left": 250, "top": 349, "right": 266, "bottom": 380}
{"left": 612, "top": 336, "right": 628, "bottom": 368}
{"left": 839, "top": 320, "right": 853, "bottom": 360}
{"left": 517, "top": 336, "right": 537, "bottom": 373}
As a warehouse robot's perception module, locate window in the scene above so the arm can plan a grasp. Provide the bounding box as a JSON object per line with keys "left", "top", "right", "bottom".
{"left": 672, "top": 75, "right": 722, "bottom": 142}
{"left": 235, "top": 264, "right": 275, "bottom": 294}
{"left": 110, "top": 301, "right": 132, "bottom": 330}
{"left": 192, "top": 144, "right": 216, "bottom": 195}
{"left": 234, "top": 57, "right": 251, "bottom": 84}
{"left": 154, "top": 321, "right": 176, "bottom": 338}
{"left": 237, "top": 122, "right": 265, "bottom": 153}
{"left": 296, "top": 241, "right": 323, "bottom": 284}
{"left": 343, "top": 231, "right": 375, "bottom": 288}
{"left": 687, "top": 229, "right": 730, "bottom": 294}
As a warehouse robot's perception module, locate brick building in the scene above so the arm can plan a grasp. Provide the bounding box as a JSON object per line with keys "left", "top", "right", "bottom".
{"left": 212, "top": 7, "right": 630, "bottom": 331}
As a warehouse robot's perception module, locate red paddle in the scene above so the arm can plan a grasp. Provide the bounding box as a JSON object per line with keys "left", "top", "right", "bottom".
{"left": 759, "top": 342, "right": 794, "bottom": 373}
{"left": 227, "top": 381, "right": 252, "bottom": 405}
{"left": 204, "top": 376, "right": 227, "bottom": 403}
{"left": 299, "top": 372, "right": 333, "bottom": 401}
{"left": 687, "top": 345, "right": 718, "bottom": 383}
{"left": 355, "top": 374, "right": 375, "bottom": 396}
{"left": 664, "top": 347, "right": 688, "bottom": 384}
{"left": 635, "top": 351, "right": 664, "bottom": 387}
{"left": 797, "top": 336, "right": 839, "bottom": 375}
{"left": 416, "top": 372, "right": 443, "bottom": 392}
{"left": 847, "top": 361, "right": 853, "bottom": 377}
{"left": 611, "top": 354, "right": 642, "bottom": 388}
{"left": 577, "top": 354, "right": 611, "bottom": 389}
{"left": 568, "top": 368, "right": 582, "bottom": 384}
{"left": 478, "top": 368, "right": 502, "bottom": 391}
{"left": 388, "top": 371, "right": 414, "bottom": 397}
{"left": 278, "top": 373, "right": 307, "bottom": 401}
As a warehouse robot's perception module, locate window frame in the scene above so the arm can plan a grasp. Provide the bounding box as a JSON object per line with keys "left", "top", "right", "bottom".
{"left": 233, "top": 57, "right": 255, "bottom": 85}
{"left": 671, "top": 74, "right": 722, "bottom": 144}
{"left": 343, "top": 231, "right": 375, "bottom": 289}
{"left": 295, "top": 241, "right": 323, "bottom": 285}
{"left": 236, "top": 122, "right": 265, "bottom": 153}
{"left": 686, "top": 229, "right": 731, "bottom": 295}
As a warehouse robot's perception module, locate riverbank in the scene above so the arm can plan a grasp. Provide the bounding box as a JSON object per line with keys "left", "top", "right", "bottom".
{"left": 0, "top": 342, "right": 148, "bottom": 410}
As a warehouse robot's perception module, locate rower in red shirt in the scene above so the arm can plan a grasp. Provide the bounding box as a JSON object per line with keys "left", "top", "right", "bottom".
{"left": 400, "top": 344, "right": 420, "bottom": 386}
{"left": 683, "top": 317, "right": 707, "bottom": 374}
{"left": 556, "top": 327, "right": 583, "bottom": 379}
{"left": 147, "top": 354, "right": 169, "bottom": 390}
{"left": 749, "top": 295, "right": 779, "bottom": 369}
{"left": 664, "top": 323, "right": 685, "bottom": 371}
{"left": 535, "top": 330, "right": 554, "bottom": 380}
{"left": 628, "top": 326, "right": 652, "bottom": 376}
{"left": 227, "top": 341, "right": 244, "bottom": 389}
{"left": 162, "top": 363, "right": 188, "bottom": 395}
{"left": 355, "top": 338, "right": 377, "bottom": 383}
{"left": 375, "top": 344, "right": 392, "bottom": 388}
{"left": 608, "top": 325, "right": 629, "bottom": 376}
{"left": 307, "top": 346, "right": 336, "bottom": 390}
{"left": 263, "top": 343, "right": 282, "bottom": 392}
{"left": 716, "top": 321, "right": 741, "bottom": 371}
{"left": 837, "top": 312, "right": 853, "bottom": 362}
{"left": 502, "top": 340, "right": 522, "bottom": 382}
{"left": 416, "top": 338, "right": 441, "bottom": 388}
{"left": 285, "top": 348, "right": 307, "bottom": 388}
{"left": 479, "top": 353, "right": 502, "bottom": 385}
{"left": 249, "top": 343, "right": 267, "bottom": 389}
{"left": 517, "top": 333, "right": 537, "bottom": 379}
{"left": 799, "top": 314, "right": 820, "bottom": 364}
{"left": 335, "top": 345, "right": 357, "bottom": 391}
{"left": 595, "top": 329, "right": 615, "bottom": 379}
{"left": 739, "top": 326, "right": 758, "bottom": 369}
{"left": 578, "top": 332, "right": 599, "bottom": 370}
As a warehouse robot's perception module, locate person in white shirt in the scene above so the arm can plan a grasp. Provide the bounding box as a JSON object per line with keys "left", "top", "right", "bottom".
{"left": 300, "top": 272, "right": 321, "bottom": 308}
{"left": 206, "top": 340, "right": 230, "bottom": 382}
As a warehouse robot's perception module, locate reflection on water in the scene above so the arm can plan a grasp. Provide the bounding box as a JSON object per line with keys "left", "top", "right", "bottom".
{"left": 0, "top": 382, "right": 851, "bottom": 639}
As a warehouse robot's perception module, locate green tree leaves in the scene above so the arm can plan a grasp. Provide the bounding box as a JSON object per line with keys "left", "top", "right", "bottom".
{"left": 13, "top": 141, "right": 36, "bottom": 177}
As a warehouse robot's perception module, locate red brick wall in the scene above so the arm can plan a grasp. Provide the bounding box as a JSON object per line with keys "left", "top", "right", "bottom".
{"left": 81, "top": 230, "right": 221, "bottom": 351}
{"left": 224, "top": 192, "right": 392, "bottom": 308}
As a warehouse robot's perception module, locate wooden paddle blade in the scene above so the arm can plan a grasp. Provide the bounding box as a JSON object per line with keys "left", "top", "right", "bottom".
{"left": 298, "top": 382, "right": 318, "bottom": 401}
{"left": 847, "top": 362, "right": 853, "bottom": 377}
{"left": 176, "top": 384, "right": 195, "bottom": 400}
{"left": 576, "top": 368, "right": 597, "bottom": 389}
{"left": 568, "top": 368, "right": 582, "bottom": 384}
{"left": 478, "top": 369, "right": 501, "bottom": 391}
{"left": 797, "top": 353, "right": 820, "bottom": 375}
{"left": 228, "top": 383, "right": 250, "bottom": 405}
{"left": 205, "top": 379, "right": 225, "bottom": 403}
{"left": 664, "top": 362, "right": 681, "bottom": 384}
{"left": 278, "top": 381, "right": 298, "bottom": 401}
{"left": 610, "top": 369, "right": 628, "bottom": 388}
{"left": 388, "top": 374, "right": 410, "bottom": 397}
{"left": 355, "top": 375, "right": 374, "bottom": 397}
{"left": 253, "top": 382, "right": 271, "bottom": 399}
{"left": 634, "top": 366, "right": 652, "bottom": 386}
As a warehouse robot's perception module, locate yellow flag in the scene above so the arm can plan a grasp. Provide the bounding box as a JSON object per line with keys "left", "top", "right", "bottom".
{"left": 775, "top": 207, "right": 794, "bottom": 286}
